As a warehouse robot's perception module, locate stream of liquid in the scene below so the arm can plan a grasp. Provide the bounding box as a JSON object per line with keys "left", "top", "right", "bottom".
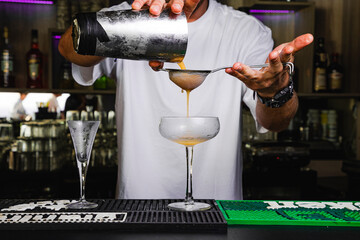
{"left": 178, "top": 61, "right": 186, "bottom": 70}
{"left": 177, "top": 62, "right": 191, "bottom": 117}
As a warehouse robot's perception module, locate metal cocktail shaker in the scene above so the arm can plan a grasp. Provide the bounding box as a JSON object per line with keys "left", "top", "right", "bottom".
{"left": 72, "top": 8, "right": 188, "bottom": 62}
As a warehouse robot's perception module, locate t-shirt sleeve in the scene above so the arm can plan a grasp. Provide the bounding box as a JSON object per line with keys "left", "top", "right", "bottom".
{"left": 72, "top": 58, "right": 119, "bottom": 86}
{"left": 241, "top": 21, "right": 274, "bottom": 133}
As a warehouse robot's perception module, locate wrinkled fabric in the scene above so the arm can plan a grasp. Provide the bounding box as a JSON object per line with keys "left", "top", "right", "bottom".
{"left": 72, "top": 0, "right": 273, "bottom": 200}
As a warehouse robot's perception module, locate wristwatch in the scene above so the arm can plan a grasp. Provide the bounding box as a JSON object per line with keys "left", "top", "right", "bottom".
{"left": 256, "top": 77, "right": 294, "bottom": 108}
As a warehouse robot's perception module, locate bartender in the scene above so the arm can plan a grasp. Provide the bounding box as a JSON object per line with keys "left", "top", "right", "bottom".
{"left": 10, "top": 92, "right": 28, "bottom": 121}
{"left": 58, "top": 0, "right": 313, "bottom": 200}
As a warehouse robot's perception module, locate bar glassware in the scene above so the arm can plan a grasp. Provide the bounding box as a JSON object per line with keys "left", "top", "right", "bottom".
{"left": 159, "top": 116, "right": 220, "bottom": 211}
{"left": 67, "top": 120, "right": 100, "bottom": 209}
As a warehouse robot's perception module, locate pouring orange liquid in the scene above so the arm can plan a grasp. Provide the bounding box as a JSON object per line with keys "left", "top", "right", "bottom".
{"left": 178, "top": 61, "right": 186, "bottom": 70}
{"left": 177, "top": 62, "right": 191, "bottom": 117}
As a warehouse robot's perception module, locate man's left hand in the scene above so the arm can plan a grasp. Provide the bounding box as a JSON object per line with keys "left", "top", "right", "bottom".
{"left": 226, "top": 33, "right": 314, "bottom": 98}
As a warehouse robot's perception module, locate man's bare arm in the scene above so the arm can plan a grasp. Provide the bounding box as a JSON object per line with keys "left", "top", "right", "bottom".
{"left": 58, "top": 26, "right": 104, "bottom": 67}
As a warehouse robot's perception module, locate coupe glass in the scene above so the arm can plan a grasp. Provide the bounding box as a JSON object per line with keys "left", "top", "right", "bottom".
{"left": 67, "top": 120, "right": 100, "bottom": 209}
{"left": 159, "top": 116, "right": 220, "bottom": 211}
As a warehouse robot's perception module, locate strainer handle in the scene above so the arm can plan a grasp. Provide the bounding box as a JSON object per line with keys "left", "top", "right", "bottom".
{"left": 210, "top": 64, "right": 269, "bottom": 73}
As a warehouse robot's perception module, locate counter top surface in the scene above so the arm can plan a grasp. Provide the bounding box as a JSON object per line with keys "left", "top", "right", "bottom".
{"left": 1, "top": 199, "right": 360, "bottom": 239}
{"left": 1, "top": 225, "right": 360, "bottom": 240}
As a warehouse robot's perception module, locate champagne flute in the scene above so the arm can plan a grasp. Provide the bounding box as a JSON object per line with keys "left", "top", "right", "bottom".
{"left": 67, "top": 120, "right": 100, "bottom": 209}
{"left": 159, "top": 116, "right": 220, "bottom": 211}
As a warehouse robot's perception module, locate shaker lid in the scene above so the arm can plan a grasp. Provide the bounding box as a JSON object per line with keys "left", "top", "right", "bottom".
{"left": 72, "top": 12, "right": 98, "bottom": 55}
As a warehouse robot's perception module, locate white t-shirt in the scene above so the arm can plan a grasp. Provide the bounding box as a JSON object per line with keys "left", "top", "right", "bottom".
{"left": 72, "top": 0, "right": 273, "bottom": 200}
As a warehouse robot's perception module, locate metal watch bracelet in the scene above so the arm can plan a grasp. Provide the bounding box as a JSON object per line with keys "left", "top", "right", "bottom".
{"left": 255, "top": 62, "right": 295, "bottom": 108}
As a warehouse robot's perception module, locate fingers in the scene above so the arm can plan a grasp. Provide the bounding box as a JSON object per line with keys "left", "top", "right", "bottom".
{"left": 132, "top": 0, "right": 201, "bottom": 19}
{"left": 225, "top": 63, "right": 245, "bottom": 80}
{"left": 272, "top": 33, "right": 314, "bottom": 63}
{"left": 274, "top": 33, "right": 313, "bottom": 54}
{"left": 149, "top": 0, "right": 166, "bottom": 15}
{"left": 233, "top": 63, "right": 259, "bottom": 79}
{"left": 279, "top": 45, "right": 294, "bottom": 63}
{"left": 170, "top": 0, "right": 184, "bottom": 14}
{"left": 290, "top": 33, "right": 314, "bottom": 54}
{"left": 225, "top": 34, "right": 314, "bottom": 96}
{"left": 132, "top": 0, "right": 166, "bottom": 16}
{"left": 272, "top": 33, "right": 314, "bottom": 73}
{"left": 269, "top": 50, "right": 285, "bottom": 73}
{"left": 225, "top": 62, "right": 260, "bottom": 86}
{"left": 132, "top": 0, "right": 149, "bottom": 10}
{"left": 225, "top": 61, "right": 280, "bottom": 90}
{"left": 149, "top": 61, "right": 164, "bottom": 71}
{"left": 132, "top": 0, "right": 186, "bottom": 16}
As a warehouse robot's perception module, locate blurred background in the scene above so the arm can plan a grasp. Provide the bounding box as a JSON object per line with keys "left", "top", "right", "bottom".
{"left": 0, "top": 0, "right": 360, "bottom": 201}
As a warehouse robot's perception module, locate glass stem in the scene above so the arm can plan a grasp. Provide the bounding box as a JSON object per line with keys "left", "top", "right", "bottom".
{"left": 185, "top": 146, "right": 194, "bottom": 205}
{"left": 78, "top": 161, "right": 88, "bottom": 201}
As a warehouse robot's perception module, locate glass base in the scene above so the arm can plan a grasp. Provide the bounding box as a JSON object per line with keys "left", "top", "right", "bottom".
{"left": 67, "top": 200, "right": 98, "bottom": 209}
{"left": 168, "top": 202, "right": 211, "bottom": 211}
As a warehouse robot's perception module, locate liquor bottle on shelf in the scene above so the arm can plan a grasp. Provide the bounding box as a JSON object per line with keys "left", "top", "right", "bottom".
{"left": 328, "top": 53, "right": 343, "bottom": 92}
{"left": 327, "top": 110, "right": 338, "bottom": 143}
{"left": 59, "top": 61, "right": 74, "bottom": 89}
{"left": 306, "top": 109, "right": 322, "bottom": 140}
{"left": 0, "top": 26, "right": 15, "bottom": 88}
{"left": 313, "top": 37, "right": 328, "bottom": 92}
{"left": 26, "top": 29, "right": 43, "bottom": 88}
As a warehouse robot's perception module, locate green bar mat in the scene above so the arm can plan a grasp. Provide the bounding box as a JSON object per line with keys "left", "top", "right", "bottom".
{"left": 216, "top": 200, "right": 360, "bottom": 227}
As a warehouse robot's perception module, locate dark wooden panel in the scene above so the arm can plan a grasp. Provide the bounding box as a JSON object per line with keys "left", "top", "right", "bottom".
{"left": 313, "top": 0, "right": 344, "bottom": 54}
{"left": 295, "top": 4, "right": 315, "bottom": 93}
{"left": 249, "top": 5, "right": 315, "bottom": 94}
{"left": 312, "top": 0, "right": 360, "bottom": 93}
{"left": 342, "top": 0, "right": 360, "bottom": 93}
{"left": 0, "top": 3, "right": 57, "bottom": 88}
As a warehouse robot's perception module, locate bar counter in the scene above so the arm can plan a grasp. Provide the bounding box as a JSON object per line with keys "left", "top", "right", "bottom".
{"left": 1, "top": 223, "right": 360, "bottom": 240}
{"left": 1, "top": 199, "right": 360, "bottom": 240}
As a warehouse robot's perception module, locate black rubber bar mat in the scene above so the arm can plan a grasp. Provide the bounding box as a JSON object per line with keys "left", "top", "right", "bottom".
{"left": 0, "top": 199, "right": 227, "bottom": 232}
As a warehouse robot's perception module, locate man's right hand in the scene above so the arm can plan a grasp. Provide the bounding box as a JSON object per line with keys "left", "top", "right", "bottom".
{"left": 58, "top": 26, "right": 104, "bottom": 67}
{"left": 132, "top": 0, "right": 201, "bottom": 19}
{"left": 137, "top": 0, "right": 204, "bottom": 71}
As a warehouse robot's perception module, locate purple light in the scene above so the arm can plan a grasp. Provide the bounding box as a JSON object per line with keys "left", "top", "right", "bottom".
{"left": 250, "top": 9, "right": 294, "bottom": 14}
{"left": 52, "top": 35, "right": 62, "bottom": 40}
{"left": 0, "top": 0, "right": 53, "bottom": 4}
